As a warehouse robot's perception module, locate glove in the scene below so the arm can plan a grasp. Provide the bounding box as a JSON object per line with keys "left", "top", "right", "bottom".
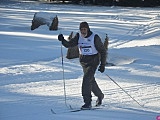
{"left": 98, "top": 65, "right": 105, "bottom": 73}
{"left": 58, "top": 34, "right": 64, "bottom": 41}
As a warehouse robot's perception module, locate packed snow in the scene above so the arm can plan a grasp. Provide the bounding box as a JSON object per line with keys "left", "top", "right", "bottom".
{"left": 0, "top": 1, "right": 160, "bottom": 120}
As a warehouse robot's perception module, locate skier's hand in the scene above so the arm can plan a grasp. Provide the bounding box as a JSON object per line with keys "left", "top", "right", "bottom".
{"left": 98, "top": 65, "right": 105, "bottom": 73}
{"left": 58, "top": 34, "right": 64, "bottom": 41}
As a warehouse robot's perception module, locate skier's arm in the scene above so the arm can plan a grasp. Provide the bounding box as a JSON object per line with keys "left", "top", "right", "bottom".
{"left": 60, "top": 33, "right": 79, "bottom": 48}
{"left": 94, "top": 35, "right": 107, "bottom": 66}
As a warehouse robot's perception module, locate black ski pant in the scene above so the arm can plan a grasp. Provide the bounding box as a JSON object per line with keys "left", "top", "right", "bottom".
{"left": 80, "top": 54, "right": 103, "bottom": 104}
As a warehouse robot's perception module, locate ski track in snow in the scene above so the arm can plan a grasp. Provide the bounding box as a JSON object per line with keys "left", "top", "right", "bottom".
{"left": 0, "top": 57, "right": 160, "bottom": 113}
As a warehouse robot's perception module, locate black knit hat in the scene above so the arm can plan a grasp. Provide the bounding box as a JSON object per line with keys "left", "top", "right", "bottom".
{"left": 79, "top": 22, "right": 90, "bottom": 30}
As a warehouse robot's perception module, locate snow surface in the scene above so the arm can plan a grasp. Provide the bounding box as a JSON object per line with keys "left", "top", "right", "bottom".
{"left": 0, "top": 1, "right": 160, "bottom": 120}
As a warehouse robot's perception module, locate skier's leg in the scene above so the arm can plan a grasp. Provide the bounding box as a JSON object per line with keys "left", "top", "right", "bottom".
{"left": 81, "top": 66, "right": 92, "bottom": 107}
{"left": 91, "top": 66, "right": 104, "bottom": 106}
{"left": 91, "top": 77, "right": 103, "bottom": 97}
{"left": 92, "top": 78, "right": 104, "bottom": 106}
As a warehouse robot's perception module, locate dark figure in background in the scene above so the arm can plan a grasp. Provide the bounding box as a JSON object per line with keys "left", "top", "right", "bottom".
{"left": 58, "top": 22, "right": 107, "bottom": 109}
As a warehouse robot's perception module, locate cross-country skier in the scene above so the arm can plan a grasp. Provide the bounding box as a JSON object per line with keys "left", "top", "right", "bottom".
{"left": 58, "top": 21, "right": 107, "bottom": 109}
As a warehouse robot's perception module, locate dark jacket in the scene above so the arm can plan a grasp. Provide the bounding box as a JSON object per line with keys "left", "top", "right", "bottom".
{"left": 61, "top": 31, "right": 107, "bottom": 67}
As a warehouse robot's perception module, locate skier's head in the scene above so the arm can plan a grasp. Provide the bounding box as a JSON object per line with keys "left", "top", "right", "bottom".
{"left": 79, "top": 21, "right": 90, "bottom": 38}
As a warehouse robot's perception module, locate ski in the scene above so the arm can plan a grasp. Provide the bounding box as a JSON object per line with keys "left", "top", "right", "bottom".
{"left": 51, "top": 107, "right": 102, "bottom": 114}
{"left": 70, "top": 107, "right": 102, "bottom": 112}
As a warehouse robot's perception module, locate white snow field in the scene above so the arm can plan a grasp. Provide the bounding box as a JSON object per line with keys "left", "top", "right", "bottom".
{"left": 0, "top": 1, "right": 160, "bottom": 120}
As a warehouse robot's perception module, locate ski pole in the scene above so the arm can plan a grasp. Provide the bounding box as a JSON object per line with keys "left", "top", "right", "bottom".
{"left": 60, "top": 42, "right": 67, "bottom": 106}
{"left": 60, "top": 38, "right": 72, "bottom": 109}
{"left": 104, "top": 73, "right": 144, "bottom": 108}
{"left": 59, "top": 30, "right": 67, "bottom": 107}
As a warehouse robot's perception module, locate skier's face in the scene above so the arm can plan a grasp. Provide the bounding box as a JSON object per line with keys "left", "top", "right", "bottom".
{"left": 80, "top": 28, "right": 88, "bottom": 38}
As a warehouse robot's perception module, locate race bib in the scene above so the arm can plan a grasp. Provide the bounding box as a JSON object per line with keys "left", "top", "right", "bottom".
{"left": 81, "top": 46, "right": 92, "bottom": 55}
